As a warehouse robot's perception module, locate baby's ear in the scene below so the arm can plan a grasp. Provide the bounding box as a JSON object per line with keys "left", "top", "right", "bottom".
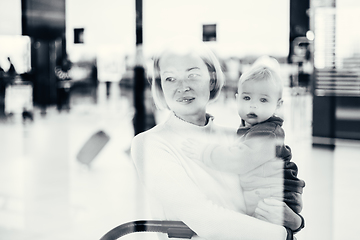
{"left": 275, "top": 99, "right": 284, "bottom": 119}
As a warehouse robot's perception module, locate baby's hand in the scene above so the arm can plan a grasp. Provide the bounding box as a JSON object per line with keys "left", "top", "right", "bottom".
{"left": 181, "top": 138, "right": 204, "bottom": 161}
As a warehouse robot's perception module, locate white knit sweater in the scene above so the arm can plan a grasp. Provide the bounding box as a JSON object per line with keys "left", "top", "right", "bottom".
{"left": 131, "top": 113, "right": 287, "bottom": 240}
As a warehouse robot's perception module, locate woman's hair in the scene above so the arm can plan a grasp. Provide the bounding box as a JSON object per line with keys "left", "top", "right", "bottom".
{"left": 238, "top": 56, "right": 283, "bottom": 99}
{"left": 151, "top": 36, "right": 225, "bottom": 110}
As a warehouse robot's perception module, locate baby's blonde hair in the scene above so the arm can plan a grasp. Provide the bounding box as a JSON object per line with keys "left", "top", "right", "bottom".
{"left": 238, "top": 56, "right": 283, "bottom": 99}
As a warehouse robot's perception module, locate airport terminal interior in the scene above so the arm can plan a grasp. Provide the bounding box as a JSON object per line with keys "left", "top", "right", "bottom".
{"left": 1, "top": 0, "right": 360, "bottom": 240}
{"left": 1, "top": 82, "right": 360, "bottom": 240}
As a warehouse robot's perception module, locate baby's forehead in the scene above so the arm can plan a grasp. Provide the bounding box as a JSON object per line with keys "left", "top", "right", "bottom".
{"left": 240, "top": 78, "right": 276, "bottom": 87}
{"left": 238, "top": 79, "right": 280, "bottom": 94}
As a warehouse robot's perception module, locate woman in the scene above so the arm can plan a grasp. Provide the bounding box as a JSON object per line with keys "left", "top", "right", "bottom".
{"left": 131, "top": 36, "right": 302, "bottom": 240}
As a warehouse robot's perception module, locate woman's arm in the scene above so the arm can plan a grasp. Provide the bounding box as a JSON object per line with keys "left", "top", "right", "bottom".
{"left": 132, "top": 134, "right": 288, "bottom": 240}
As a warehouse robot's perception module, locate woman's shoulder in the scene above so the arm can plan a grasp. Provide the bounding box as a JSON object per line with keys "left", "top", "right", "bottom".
{"left": 133, "top": 123, "right": 162, "bottom": 139}
{"left": 131, "top": 122, "right": 171, "bottom": 147}
{"left": 130, "top": 124, "right": 168, "bottom": 161}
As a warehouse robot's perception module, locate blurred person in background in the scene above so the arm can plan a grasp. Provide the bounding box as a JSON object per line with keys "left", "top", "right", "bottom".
{"left": 131, "top": 36, "right": 302, "bottom": 240}
{"left": 6, "top": 57, "right": 16, "bottom": 77}
{"left": 0, "top": 62, "right": 5, "bottom": 75}
{"left": 0, "top": 57, "right": 17, "bottom": 117}
{"left": 90, "top": 59, "right": 99, "bottom": 103}
{"left": 183, "top": 55, "right": 305, "bottom": 237}
{"left": 297, "top": 49, "right": 312, "bottom": 92}
{"left": 55, "top": 57, "right": 72, "bottom": 111}
{"left": 0, "top": 62, "right": 5, "bottom": 118}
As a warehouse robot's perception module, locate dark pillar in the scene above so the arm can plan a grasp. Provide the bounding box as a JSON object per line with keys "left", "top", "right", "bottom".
{"left": 21, "top": 0, "right": 66, "bottom": 112}
{"left": 133, "top": 0, "right": 146, "bottom": 135}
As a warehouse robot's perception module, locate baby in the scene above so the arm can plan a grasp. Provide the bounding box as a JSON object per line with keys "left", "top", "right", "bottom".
{"left": 183, "top": 56, "right": 305, "bottom": 231}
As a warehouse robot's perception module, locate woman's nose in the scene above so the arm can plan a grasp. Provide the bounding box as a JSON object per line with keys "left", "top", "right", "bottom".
{"left": 177, "top": 86, "right": 190, "bottom": 93}
{"left": 176, "top": 80, "right": 190, "bottom": 93}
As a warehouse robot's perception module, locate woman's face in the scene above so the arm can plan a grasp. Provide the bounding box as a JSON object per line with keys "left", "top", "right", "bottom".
{"left": 159, "top": 51, "right": 213, "bottom": 125}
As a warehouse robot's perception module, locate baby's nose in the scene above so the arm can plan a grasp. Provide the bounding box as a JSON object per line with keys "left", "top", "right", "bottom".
{"left": 250, "top": 102, "right": 257, "bottom": 108}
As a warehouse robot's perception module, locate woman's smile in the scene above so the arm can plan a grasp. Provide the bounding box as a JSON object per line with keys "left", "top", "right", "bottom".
{"left": 176, "top": 96, "right": 195, "bottom": 103}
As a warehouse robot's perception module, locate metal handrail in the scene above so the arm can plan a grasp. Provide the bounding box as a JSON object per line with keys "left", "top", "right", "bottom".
{"left": 100, "top": 220, "right": 196, "bottom": 240}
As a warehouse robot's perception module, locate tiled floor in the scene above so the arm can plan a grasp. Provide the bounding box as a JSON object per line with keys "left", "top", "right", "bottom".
{"left": 0, "top": 83, "right": 359, "bottom": 240}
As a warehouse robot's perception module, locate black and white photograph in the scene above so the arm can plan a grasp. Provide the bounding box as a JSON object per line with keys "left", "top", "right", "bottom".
{"left": 0, "top": 0, "right": 359, "bottom": 239}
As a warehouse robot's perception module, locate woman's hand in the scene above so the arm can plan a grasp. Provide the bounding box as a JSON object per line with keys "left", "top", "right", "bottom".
{"left": 254, "top": 198, "right": 302, "bottom": 231}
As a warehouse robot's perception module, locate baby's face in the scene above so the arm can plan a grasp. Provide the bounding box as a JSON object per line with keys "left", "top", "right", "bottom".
{"left": 236, "top": 79, "right": 280, "bottom": 126}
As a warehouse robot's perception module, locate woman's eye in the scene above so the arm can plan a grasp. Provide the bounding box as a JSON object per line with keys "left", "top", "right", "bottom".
{"left": 243, "top": 96, "right": 250, "bottom": 100}
{"left": 188, "top": 73, "right": 200, "bottom": 79}
{"left": 260, "top": 98, "right": 268, "bottom": 103}
{"left": 166, "top": 77, "right": 176, "bottom": 82}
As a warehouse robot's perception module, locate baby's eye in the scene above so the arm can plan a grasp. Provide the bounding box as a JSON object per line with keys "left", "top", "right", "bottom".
{"left": 260, "top": 98, "right": 268, "bottom": 103}
{"left": 166, "top": 77, "right": 176, "bottom": 82}
{"left": 243, "top": 96, "right": 250, "bottom": 100}
{"left": 188, "top": 73, "right": 200, "bottom": 79}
